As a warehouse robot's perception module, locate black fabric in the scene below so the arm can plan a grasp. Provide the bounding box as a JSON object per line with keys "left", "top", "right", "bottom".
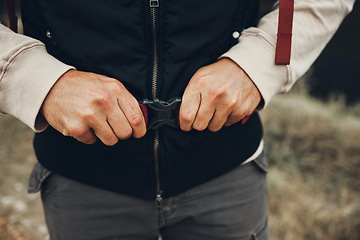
{"left": 24, "top": 0, "right": 262, "bottom": 200}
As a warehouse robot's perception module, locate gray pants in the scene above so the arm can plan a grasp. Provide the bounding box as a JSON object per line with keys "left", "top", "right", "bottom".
{"left": 29, "top": 152, "right": 269, "bottom": 240}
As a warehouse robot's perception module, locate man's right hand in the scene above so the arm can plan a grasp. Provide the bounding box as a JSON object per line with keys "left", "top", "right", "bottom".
{"left": 40, "top": 70, "right": 147, "bottom": 146}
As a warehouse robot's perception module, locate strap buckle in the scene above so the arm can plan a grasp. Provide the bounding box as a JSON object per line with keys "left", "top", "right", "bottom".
{"left": 140, "top": 97, "right": 182, "bottom": 130}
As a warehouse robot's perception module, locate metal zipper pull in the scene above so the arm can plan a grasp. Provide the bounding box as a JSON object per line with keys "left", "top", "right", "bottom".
{"left": 150, "top": 0, "right": 159, "bottom": 8}
{"left": 156, "top": 191, "right": 163, "bottom": 208}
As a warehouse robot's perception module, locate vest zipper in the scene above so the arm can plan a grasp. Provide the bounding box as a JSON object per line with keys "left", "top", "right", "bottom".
{"left": 150, "top": 0, "right": 159, "bottom": 98}
{"left": 154, "top": 130, "right": 162, "bottom": 207}
{"left": 149, "top": 0, "right": 163, "bottom": 208}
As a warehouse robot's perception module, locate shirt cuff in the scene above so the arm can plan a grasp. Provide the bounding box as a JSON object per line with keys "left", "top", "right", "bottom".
{"left": 0, "top": 44, "right": 74, "bottom": 132}
{"left": 221, "top": 28, "right": 290, "bottom": 109}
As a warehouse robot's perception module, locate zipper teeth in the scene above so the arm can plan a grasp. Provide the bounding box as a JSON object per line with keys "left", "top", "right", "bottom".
{"left": 154, "top": 130, "right": 161, "bottom": 194}
{"left": 151, "top": 7, "right": 158, "bottom": 99}
{"left": 150, "top": 2, "right": 162, "bottom": 203}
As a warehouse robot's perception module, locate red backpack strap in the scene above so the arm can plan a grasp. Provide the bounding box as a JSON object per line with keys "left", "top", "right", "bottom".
{"left": 4, "top": 0, "right": 18, "bottom": 32}
{"left": 275, "top": 0, "right": 294, "bottom": 65}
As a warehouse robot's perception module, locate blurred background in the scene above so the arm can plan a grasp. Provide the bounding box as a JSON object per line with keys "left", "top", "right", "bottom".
{"left": 1, "top": 0, "right": 360, "bottom": 239}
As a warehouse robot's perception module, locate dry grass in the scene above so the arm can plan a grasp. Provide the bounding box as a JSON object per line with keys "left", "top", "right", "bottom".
{"left": 0, "top": 115, "right": 48, "bottom": 240}
{"left": 262, "top": 86, "right": 360, "bottom": 240}
{"left": 0, "top": 85, "right": 359, "bottom": 240}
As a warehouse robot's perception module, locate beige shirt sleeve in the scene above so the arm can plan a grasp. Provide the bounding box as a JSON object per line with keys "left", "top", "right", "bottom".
{"left": 0, "top": 24, "right": 74, "bottom": 132}
{"left": 222, "top": 0, "right": 355, "bottom": 108}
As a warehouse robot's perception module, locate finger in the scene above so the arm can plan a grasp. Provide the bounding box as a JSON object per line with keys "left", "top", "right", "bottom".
{"left": 107, "top": 108, "right": 133, "bottom": 140}
{"left": 117, "top": 96, "right": 146, "bottom": 138}
{"left": 224, "top": 106, "right": 247, "bottom": 127}
{"left": 224, "top": 114, "right": 246, "bottom": 126}
{"left": 179, "top": 90, "right": 201, "bottom": 131}
{"left": 63, "top": 125, "right": 98, "bottom": 145}
{"left": 91, "top": 121, "right": 119, "bottom": 146}
{"left": 207, "top": 96, "right": 238, "bottom": 131}
{"left": 207, "top": 108, "right": 230, "bottom": 132}
{"left": 224, "top": 96, "right": 257, "bottom": 126}
{"left": 192, "top": 99, "right": 215, "bottom": 131}
{"left": 81, "top": 108, "right": 119, "bottom": 146}
{"left": 75, "top": 131, "right": 98, "bottom": 145}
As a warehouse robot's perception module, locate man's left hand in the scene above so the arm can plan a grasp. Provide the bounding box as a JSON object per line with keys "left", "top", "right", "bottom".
{"left": 179, "top": 58, "right": 261, "bottom": 132}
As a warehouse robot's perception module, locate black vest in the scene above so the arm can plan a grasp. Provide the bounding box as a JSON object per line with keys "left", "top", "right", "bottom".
{"left": 22, "top": 0, "right": 262, "bottom": 200}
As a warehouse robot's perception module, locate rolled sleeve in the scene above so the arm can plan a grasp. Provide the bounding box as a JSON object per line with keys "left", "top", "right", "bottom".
{"left": 221, "top": 29, "right": 289, "bottom": 108}
{"left": 0, "top": 25, "right": 74, "bottom": 131}
{"left": 221, "top": 0, "right": 355, "bottom": 108}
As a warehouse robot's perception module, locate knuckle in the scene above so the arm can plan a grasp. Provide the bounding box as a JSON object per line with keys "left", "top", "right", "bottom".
{"left": 221, "top": 100, "right": 237, "bottom": 115}
{"left": 61, "top": 129, "right": 71, "bottom": 137}
{"left": 80, "top": 109, "right": 96, "bottom": 122}
{"left": 208, "top": 124, "right": 221, "bottom": 132}
{"left": 209, "top": 87, "right": 225, "bottom": 98}
{"left": 193, "top": 122, "right": 207, "bottom": 131}
{"left": 92, "top": 94, "right": 112, "bottom": 110}
{"left": 95, "top": 96, "right": 110, "bottom": 107}
{"left": 229, "top": 116, "right": 242, "bottom": 124}
{"left": 232, "top": 110, "right": 245, "bottom": 120}
{"left": 224, "top": 121, "right": 234, "bottom": 127}
{"left": 180, "top": 112, "right": 194, "bottom": 124}
{"left": 119, "top": 127, "right": 133, "bottom": 140}
{"left": 67, "top": 125, "right": 88, "bottom": 138}
{"left": 129, "top": 112, "right": 143, "bottom": 126}
{"left": 179, "top": 116, "right": 192, "bottom": 131}
{"left": 196, "top": 67, "right": 209, "bottom": 78}
{"left": 133, "top": 131, "right": 145, "bottom": 139}
{"left": 82, "top": 137, "right": 97, "bottom": 145}
{"left": 191, "top": 73, "right": 208, "bottom": 88}
{"left": 136, "top": 127, "right": 147, "bottom": 138}
{"left": 226, "top": 98, "right": 237, "bottom": 109}
{"left": 228, "top": 112, "right": 245, "bottom": 124}
{"left": 110, "top": 82, "right": 125, "bottom": 95}
{"left": 197, "top": 75, "right": 209, "bottom": 85}
{"left": 180, "top": 125, "right": 191, "bottom": 132}
{"left": 104, "top": 137, "right": 119, "bottom": 146}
